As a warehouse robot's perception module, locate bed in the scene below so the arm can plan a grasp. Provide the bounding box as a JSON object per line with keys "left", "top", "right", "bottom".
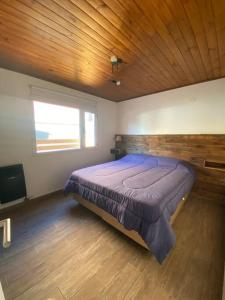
{"left": 64, "top": 154, "right": 195, "bottom": 263}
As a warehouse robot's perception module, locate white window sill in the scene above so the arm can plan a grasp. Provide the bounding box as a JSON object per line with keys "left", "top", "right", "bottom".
{"left": 32, "top": 146, "right": 98, "bottom": 156}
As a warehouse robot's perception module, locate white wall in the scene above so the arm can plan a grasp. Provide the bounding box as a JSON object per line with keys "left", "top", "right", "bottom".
{"left": 1, "top": 68, "right": 225, "bottom": 201}
{"left": 0, "top": 68, "right": 116, "bottom": 199}
{"left": 117, "top": 78, "right": 225, "bottom": 134}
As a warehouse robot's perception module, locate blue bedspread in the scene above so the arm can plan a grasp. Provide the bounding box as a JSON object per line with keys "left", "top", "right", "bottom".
{"left": 64, "top": 154, "right": 195, "bottom": 263}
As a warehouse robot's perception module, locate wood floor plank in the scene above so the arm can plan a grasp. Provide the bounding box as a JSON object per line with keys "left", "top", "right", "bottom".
{"left": 0, "top": 192, "right": 224, "bottom": 300}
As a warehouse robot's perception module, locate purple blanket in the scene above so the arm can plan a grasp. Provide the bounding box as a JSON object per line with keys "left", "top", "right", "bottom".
{"left": 64, "top": 154, "right": 195, "bottom": 262}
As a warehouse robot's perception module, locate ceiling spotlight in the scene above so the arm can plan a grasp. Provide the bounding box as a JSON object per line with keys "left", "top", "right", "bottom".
{"left": 112, "top": 79, "right": 121, "bottom": 86}
{"left": 110, "top": 55, "right": 125, "bottom": 73}
{"left": 110, "top": 55, "right": 118, "bottom": 64}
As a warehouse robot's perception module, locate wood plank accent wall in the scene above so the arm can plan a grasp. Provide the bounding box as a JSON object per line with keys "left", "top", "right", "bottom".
{"left": 116, "top": 134, "right": 225, "bottom": 203}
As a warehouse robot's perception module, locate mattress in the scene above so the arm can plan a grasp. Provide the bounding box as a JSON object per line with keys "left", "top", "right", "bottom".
{"left": 64, "top": 154, "right": 195, "bottom": 262}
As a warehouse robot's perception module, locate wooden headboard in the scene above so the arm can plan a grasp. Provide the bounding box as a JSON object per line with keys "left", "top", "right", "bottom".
{"left": 115, "top": 134, "right": 225, "bottom": 203}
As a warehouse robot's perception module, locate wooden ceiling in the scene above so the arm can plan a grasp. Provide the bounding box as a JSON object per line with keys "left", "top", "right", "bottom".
{"left": 0, "top": 0, "right": 225, "bottom": 101}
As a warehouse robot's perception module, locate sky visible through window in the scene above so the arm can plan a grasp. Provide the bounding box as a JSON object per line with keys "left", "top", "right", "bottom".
{"left": 33, "top": 101, "right": 80, "bottom": 140}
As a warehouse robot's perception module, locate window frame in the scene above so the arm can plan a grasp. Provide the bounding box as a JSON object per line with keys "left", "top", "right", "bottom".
{"left": 30, "top": 87, "right": 98, "bottom": 155}
{"left": 83, "top": 111, "right": 97, "bottom": 149}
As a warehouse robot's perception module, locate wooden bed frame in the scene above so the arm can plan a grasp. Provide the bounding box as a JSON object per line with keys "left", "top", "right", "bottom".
{"left": 73, "top": 193, "right": 189, "bottom": 249}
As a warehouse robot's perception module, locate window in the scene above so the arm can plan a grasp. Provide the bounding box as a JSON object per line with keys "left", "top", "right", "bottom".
{"left": 85, "top": 112, "right": 96, "bottom": 147}
{"left": 33, "top": 101, "right": 80, "bottom": 153}
{"left": 33, "top": 100, "right": 97, "bottom": 153}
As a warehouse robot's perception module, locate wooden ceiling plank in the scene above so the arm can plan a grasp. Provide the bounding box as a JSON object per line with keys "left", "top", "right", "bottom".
{"left": 64, "top": 0, "right": 159, "bottom": 75}
{"left": 36, "top": 0, "right": 122, "bottom": 60}
{"left": 89, "top": 0, "right": 185, "bottom": 88}
{"left": 0, "top": 54, "right": 132, "bottom": 101}
{"left": 72, "top": 0, "right": 139, "bottom": 49}
{"left": 0, "top": 10, "right": 113, "bottom": 83}
{"left": 0, "top": 23, "right": 113, "bottom": 83}
{"left": 35, "top": 0, "right": 193, "bottom": 92}
{"left": 149, "top": 0, "right": 201, "bottom": 82}
{"left": 118, "top": 0, "right": 197, "bottom": 84}
{"left": 0, "top": 53, "right": 86, "bottom": 90}
{"left": 51, "top": 0, "right": 166, "bottom": 91}
{"left": 137, "top": 0, "right": 196, "bottom": 84}
{"left": 181, "top": 0, "right": 214, "bottom": 79}
{"left": 0, "top": 36, "right": 151, "bottom": 102}
{"left": 0, "top": 0, "right": 224, "bottom": 101}
{"left": 53, "top": 0, "right": 132, "bottom": 57}
{"left": 1, "top": 8, "right": 161, "bottom": 95}
{"left": 0, "top": 1, "right": 129, "bottom": 81}
{"left": 0, "top": 20, "right": 124, "bottom": 88}
{"left": 47, "top": 1, "right": 167, "bottom": 91}
{"left": 0, "top": 46, "right": 134, "bottom": 100}
{"left": 45, "top": 0, "right": 125, "bottom": 58}
{"left": 0, "top": 35, "right": 104, "bottom": 86}
{"left": 164, "top": 0, "right": 208, "bottom": 81}
{"left": 196, "top": 0, "right": 220, "bottom": 78}
{"left": 52, "top": 1, "right": 171, "bottom": 92}
{"left": 117, "top": 0, "right": 190, "bottom": 84}
{"left": 17, "top": 0, "right": 155, "bottom": 93}
{"left": 101, "top": 0, "right": 182, "bottom": 89}
{"left": 17, "top": 0, "right": 114, "bottom": 64}
{"left": 212, "top": 0, "right": 225, "bottom": 76}
{"left": 0, "top": 16, "right": 156, "bottom": 96}
{"left": 71, "top": 0, "right": 178, "bottom": 88}
{"left": 0, "top": 43, "right": 77, "bottom": 81}
{"left": 29, "top": 1, "right": 171, "bottom": 91}
{"left": 2, "top": 0, "right": 112, "bottom": 71}
{"left": 51, "top": 0, "right": 175, "bottom": 90}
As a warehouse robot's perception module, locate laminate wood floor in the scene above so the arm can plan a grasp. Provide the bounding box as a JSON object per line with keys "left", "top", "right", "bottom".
{"left": 0, "top": 192, "right": 224, "bottom": 300}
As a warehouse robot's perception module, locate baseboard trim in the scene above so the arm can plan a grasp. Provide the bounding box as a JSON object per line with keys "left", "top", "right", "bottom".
{"left": 0, "top": 198, "right": 25, "bottom": 210}
{"left": 31, "top": 189, "right": 63, "bottom": 202}
{"left": 0, "top": 189, "right": 63, "bottom": 214}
